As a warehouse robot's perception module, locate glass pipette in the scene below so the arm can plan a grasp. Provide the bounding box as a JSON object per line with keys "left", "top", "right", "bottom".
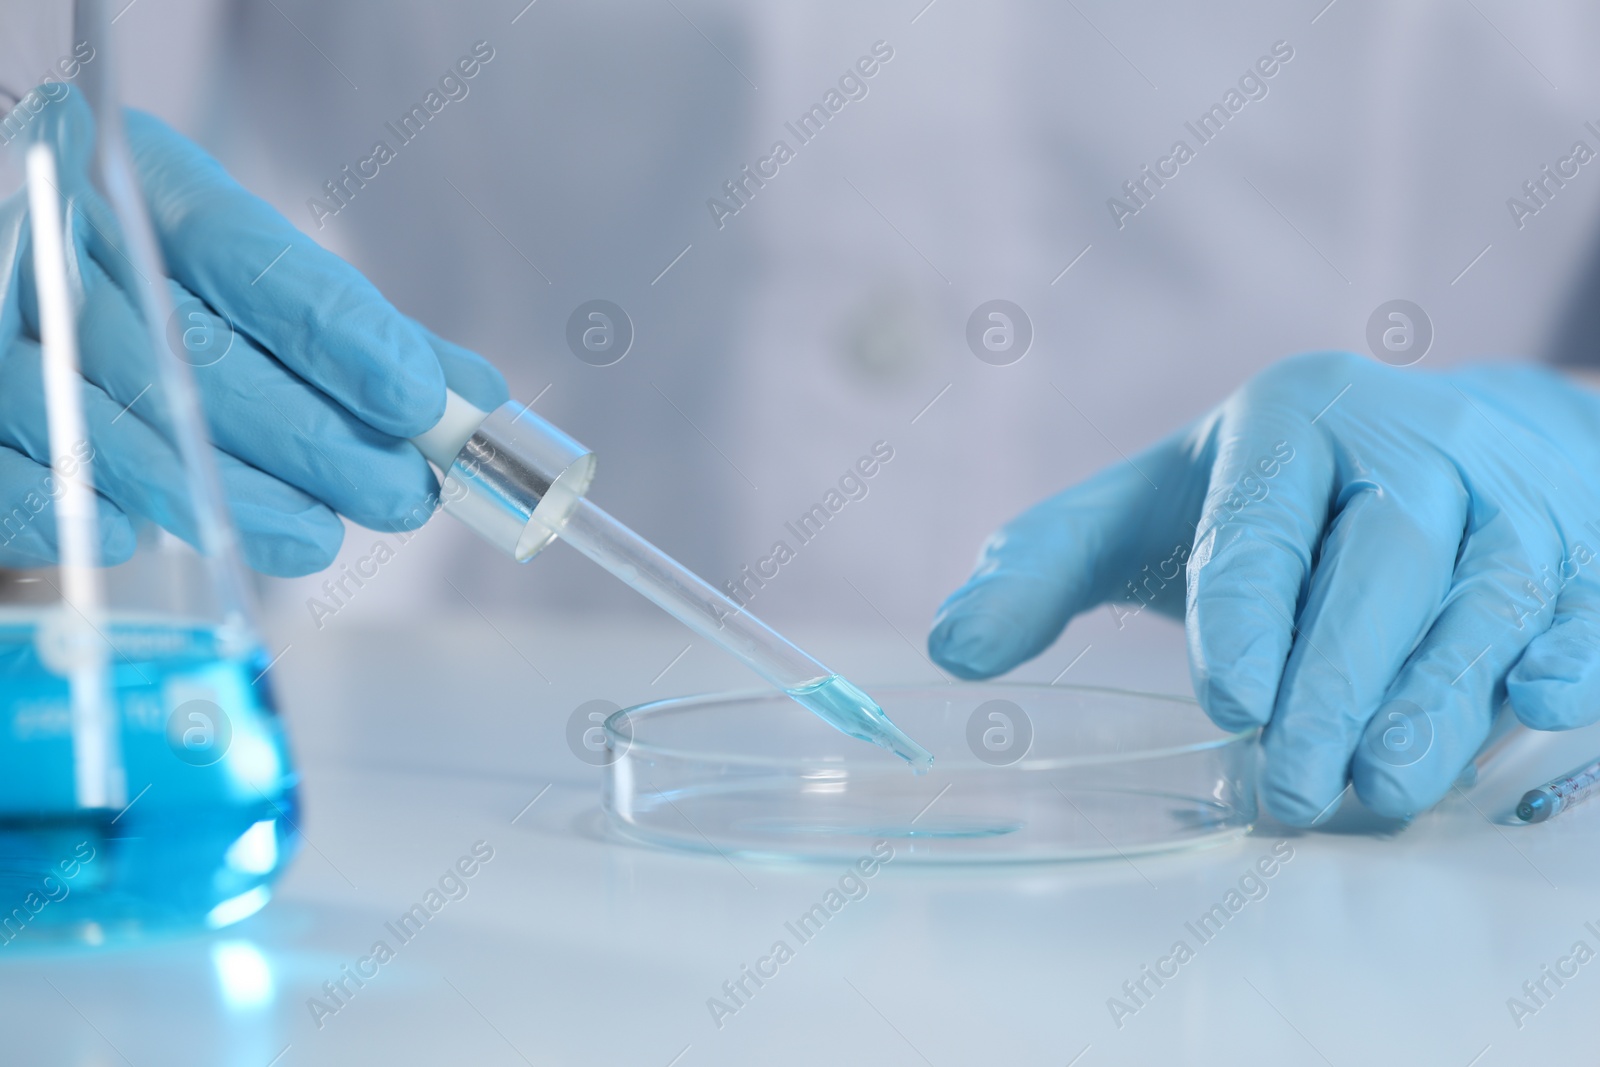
{"left": 411, "top": 390, "right": 933, "bottom": 771}
{"left": 557, "top": 497, "right": 931, "bottom": 768}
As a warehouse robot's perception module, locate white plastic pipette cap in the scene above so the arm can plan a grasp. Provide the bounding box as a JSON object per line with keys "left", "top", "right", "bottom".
{"left": 411, "top": 390, "right": 596, "bottom": 562}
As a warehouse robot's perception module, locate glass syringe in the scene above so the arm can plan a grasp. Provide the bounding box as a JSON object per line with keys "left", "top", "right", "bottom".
{"left": 411, "top": 391, "right": 933, "bottom": 771}
{"left": 1516, "top": 754, "right": 1600, "bottom": 824}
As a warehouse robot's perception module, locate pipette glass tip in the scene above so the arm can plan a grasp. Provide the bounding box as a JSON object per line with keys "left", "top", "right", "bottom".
{"left": 786, "top": 675, "right": 934, "bottom": 773}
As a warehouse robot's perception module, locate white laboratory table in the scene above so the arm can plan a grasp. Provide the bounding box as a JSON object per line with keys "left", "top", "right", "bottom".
{"left": 2, "top": 611, "right": 1598, "bottom": 1067}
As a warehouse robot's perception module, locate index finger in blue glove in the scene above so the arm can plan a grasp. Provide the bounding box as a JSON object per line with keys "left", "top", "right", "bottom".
{"left": 928, "top": 428, "right": 1201, "bottom": 679}
{"left": 123, "top": 110, "right": 446, "bottom": 439}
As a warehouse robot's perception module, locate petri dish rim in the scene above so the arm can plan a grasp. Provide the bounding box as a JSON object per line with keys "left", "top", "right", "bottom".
{"left": 605, "top": 681, "right": 1256, "bottom": 772}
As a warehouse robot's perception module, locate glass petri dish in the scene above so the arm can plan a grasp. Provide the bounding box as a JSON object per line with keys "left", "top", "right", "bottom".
{"left": 604, "top": 684, "right": 1257, "bottom": 864}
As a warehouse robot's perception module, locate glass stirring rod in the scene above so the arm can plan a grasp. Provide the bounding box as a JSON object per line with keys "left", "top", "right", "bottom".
{"left": 410, "top": 390, "right": 933, "bottom": 772}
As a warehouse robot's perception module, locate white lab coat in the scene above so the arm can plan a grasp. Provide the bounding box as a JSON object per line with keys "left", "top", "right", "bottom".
{"left": 8, "top": 0, "right": 1600, "bottom": 637}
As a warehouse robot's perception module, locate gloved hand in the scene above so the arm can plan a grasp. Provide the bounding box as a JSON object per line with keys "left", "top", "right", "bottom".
{"left": 929, "top": 351, "right": 1600, "bottom": 825}
{"left": 0, "top": 87, "right": 508, "bottom": 575}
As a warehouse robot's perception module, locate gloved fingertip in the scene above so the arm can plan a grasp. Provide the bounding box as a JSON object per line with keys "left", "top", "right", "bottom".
{"left": 1189, "top": 643, "right": 1279, "bottom": 733}
{"left": 1196, "top": 694, "right": 1270, "bottom": 736}
{"left": 1261, "top": 790, "right": 1336, "bottom": 828}
{"left": 928, "top": 607, "right": 1030, "bottom": 680}
{"left": 1187, "top": 587, "right": 1293, "bottom": 733}
{"left": 237, "top": 509, "right": 345, "bottom": 578}
{"left": 424, "top": 328, "right": 511, "bottom": 413}
{"left": 361, "top": 476, "right": 445, "bottom": 535}
{"left": 1508, "top": 644, "right": 1600, "bottom": 731}
{"left": 1508, "top": 674, "right": 1588, "bottom": 731}
{"left": 1350, "top": 758, "right": 1439, "bottom": 821}
{"left": 313, "top": 439, "right": 442, "bottom": 534}
{"left": 99, "top": 512, "right": 137, "bottom": 566}
{"left": 357, "top": 329, "right": 448, "bottom": 438}
{"left": 1259, "top": 766, "right": 1347, "bottom": 828}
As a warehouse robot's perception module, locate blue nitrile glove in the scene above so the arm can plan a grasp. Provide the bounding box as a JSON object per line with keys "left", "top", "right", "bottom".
{"left": 929, "top": 351, "right": 1600, "bottom": 825}
{"left": 0, "top": 87, "right": 507, "bottom": 575}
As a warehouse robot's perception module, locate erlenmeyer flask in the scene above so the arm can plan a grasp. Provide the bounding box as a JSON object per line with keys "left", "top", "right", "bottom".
{"left": 0, "top": 1, "right": 299, "bottom": 944}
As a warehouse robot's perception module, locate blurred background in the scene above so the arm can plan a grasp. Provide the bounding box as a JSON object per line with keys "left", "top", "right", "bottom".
{"left": 97, "top": 0, "right": 1600, "bottom": 653}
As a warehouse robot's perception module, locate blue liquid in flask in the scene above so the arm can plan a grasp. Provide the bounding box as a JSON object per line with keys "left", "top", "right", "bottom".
{"left": 0, "top": 617, "right": 299, "bottom": 946}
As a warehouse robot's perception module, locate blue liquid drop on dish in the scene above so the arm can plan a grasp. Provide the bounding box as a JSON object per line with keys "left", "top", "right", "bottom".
{"left": 785, "top": 674, "right": 933, "bottom": 773}
{"left": 0, "top": 620, "right": 300, "bottom": 945}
